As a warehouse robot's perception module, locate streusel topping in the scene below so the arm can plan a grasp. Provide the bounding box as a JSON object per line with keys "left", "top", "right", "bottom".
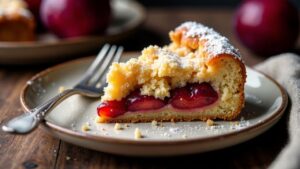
{"left": 176, "top": 21, "right": 241, "bottom": 60}
{"left": 102, "top": 45, "right": 211, "bottom": 101}
{"left": 101, "top": 22, "right": 243, "bottom": 101}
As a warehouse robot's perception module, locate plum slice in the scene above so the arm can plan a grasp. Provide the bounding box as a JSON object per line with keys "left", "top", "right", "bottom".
{"left": 97, "top": 100, "right": 126, "bottom": 118}
{"left": 126, "top": 90, "right": 166, "bottom": 111}
{"left": 97, "top": 82, "right": 218, "bottom": 118}
{"left": 170, "top": 82, "right": 218, "bottom": 109}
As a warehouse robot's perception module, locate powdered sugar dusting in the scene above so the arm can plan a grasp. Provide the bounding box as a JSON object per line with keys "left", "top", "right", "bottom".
{"left": 177, "top": 21, "right": 241, "bottom": 60}
{"left": 155, "top": 47, "right": 201, "bottom": 68}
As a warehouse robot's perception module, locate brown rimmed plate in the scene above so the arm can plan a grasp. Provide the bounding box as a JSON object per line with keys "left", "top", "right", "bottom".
{"left": 20, "top": 53, "right": 288, "bottom": 156}
{"left": 0, "top": 0, "right": 145, "bottom": 64}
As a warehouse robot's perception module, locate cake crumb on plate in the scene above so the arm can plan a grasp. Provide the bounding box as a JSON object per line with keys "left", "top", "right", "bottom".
{"left": 151, "top": 120, "right": 158, "bottom": 126}
{"left": 81, "top": 123, "right": 90, "bottom": 132}
{"left": 114, "top": 123, "right": 123, "bottom": 130}
{"left": 134, "top": 128, "right": 142, "bottom": 139}
{"left": 206, "top": 119, "right": 214, "bottom": 126}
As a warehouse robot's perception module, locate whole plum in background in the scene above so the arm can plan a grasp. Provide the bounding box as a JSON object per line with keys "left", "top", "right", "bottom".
{"left": 234, "top": 0, "right": 299, "bottom": 56}
{"left": 40, "top": 0, "right": 111, "bottom": 38}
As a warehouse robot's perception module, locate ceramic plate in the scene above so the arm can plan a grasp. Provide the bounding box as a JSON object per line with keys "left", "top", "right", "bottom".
{"left": 20, "top": 53, "right": 288, "bottom": 156}
{"left": 0, "top": 0, "right": 145, "bottom": 64}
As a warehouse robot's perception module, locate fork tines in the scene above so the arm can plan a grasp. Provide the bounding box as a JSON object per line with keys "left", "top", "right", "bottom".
{"left": 80, "top": 44, "right": 123, "bottom": 86}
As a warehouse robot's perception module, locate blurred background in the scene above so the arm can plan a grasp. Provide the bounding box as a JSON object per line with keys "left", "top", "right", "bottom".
{"left": 124, "top": 0, "right": 300, "bottom": 64}
{"left": 0, "top": 0, "right": 299, "bottom": 65}
{"left": 138, "top": 0, "right": 300, "bottom": 7}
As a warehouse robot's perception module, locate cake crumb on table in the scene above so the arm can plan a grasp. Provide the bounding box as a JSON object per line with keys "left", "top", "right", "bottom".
{"left": 114, "top": 123, "right": 123, "bottom": 130}
{"left": 206, "top": 119, "right": 214, "bottom": 126}
{"left": 58, "top": 86, "right": 65, "bottom": 93}
{"left": 134, "top": 128, "right": 142, "bottom": 139}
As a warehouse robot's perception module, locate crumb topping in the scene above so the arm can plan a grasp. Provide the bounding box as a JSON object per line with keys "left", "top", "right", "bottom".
{"left": 176, "top": 21, "right": 241, "bottom": 59}
{"left": 102, "top": 45, "right": 211, "bottom": 101}
{"left": 101, "top": 22, "right": 243, "bottom": 101}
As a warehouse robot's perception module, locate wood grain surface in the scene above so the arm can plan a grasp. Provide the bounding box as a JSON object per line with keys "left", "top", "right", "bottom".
{"left": 0, "top": 8, "right": 298, "bottom": 169}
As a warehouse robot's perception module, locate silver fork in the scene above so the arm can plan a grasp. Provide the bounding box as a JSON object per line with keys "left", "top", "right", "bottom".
{"left": 2, "top": 44, "right": 123, "bottom": 134}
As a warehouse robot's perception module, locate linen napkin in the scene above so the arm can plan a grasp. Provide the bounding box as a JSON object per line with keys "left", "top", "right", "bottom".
{"left": 254, "top": 53, "right": 300, "bottom": 169}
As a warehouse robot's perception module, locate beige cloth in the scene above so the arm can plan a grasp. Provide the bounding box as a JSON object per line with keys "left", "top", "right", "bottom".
{"left": 255, "top": 53, "right": 300, "bottom": 169}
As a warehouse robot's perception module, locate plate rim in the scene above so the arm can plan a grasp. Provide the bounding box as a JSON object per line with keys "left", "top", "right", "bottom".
{"left": 0, "top": 0, "right": 146, "bottom": 48}
{"left": 20, "top": 55, "right": 288, "bottom": 146}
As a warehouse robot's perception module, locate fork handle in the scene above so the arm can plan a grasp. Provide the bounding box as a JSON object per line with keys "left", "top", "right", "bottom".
{"left": 31, "top": 89, "right": 79, "bottom": 120}
{"left": 35, "top": 88, "right": 100, "bottom": 117}
{"left": 2, "top": 89, "right": 80, "bottom": 134}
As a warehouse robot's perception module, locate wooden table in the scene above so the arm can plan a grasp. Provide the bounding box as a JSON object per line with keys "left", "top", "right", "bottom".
{"left": 1, "top": 8, "right": 298, "bottom": 169}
